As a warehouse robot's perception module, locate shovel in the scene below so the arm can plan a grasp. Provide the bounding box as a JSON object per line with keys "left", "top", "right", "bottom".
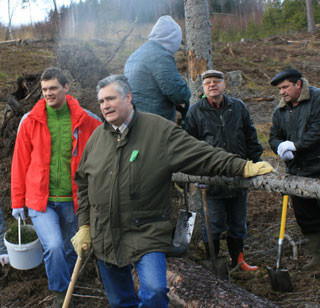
{"left": 62, "top": 244, "right": 88, "bottom": 308}
{"left": 267, "top": 195, "right": 293, "bottom": 292}
{"left": 201, "top": 189, "right": 230, "bottom": 281}
{"left": 171, "top": 183, "right": 196, "bottom": 252}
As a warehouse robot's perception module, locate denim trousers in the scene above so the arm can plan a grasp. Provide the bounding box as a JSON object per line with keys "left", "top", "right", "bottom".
{"left": 98, "top": 252, "right": 170, "bottom": 308}
{"left": 0, "top": 207, "right": 7, "bottom": 255}
{"left": 202, "top": 191, "right": 248, "bottom": 242}
{"left": 28, "top": 201, "right": 78, "bottom": 292}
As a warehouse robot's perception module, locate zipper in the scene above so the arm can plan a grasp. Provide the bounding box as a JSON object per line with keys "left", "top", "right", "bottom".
{"left": 55, "top": 111, "right": 61, "bottom": 202}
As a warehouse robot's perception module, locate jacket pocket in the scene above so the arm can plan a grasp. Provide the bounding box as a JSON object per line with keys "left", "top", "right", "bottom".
{"left": 90, "top": 215, "right": 104, "bottom": 254}
{"left": 133, "top": 213, "right": 170, "bottom": 226}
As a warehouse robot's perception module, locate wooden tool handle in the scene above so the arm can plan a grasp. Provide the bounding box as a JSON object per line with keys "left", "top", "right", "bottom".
{"left": 62, "top": 256, "right": 82, "bottom": 308}
{"left": 62, "top": 244, "right": 87, "bottom": 308}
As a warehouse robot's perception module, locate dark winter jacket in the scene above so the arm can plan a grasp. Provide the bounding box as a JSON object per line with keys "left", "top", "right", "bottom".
{"left": 124, "top": 16, "right": 190, "bottom": 120}
{"left": 186, "top": 95, "right": 263, "bottom": 197}
{"left": 269, "top": 79, "right": 320, "bottom": 177}
{"left": 75, "top": 110, "right": 247, "bottom": 267}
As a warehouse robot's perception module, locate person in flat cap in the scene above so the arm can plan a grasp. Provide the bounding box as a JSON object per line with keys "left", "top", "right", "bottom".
{"left": 269, "top": 67, "right": 320, "bottom": 271}
{"left": 186, "top": 69, "right": 264, "bottom": 272}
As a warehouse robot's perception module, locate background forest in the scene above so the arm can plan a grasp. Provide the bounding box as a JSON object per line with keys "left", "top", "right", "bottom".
{"left": 1, "top": 0, "right": 320, "bottom": 42}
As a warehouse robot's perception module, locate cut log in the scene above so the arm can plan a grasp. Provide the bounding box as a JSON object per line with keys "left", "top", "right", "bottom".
{"left": 0, "top": 39, "right": 22, "bottom": 46}
{"left": 133, "top": 257, "right": 280, "bottom": 308}
{"left": 172, "top": 173, "right": 320, "bottom": 199}
{"left": 166, "top": 257, "right": 280, "bottom": 308}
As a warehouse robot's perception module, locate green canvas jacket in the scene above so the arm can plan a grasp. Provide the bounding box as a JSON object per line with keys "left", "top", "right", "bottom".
{"left": 75, "top": 110, "right": 246, "bottom": 267}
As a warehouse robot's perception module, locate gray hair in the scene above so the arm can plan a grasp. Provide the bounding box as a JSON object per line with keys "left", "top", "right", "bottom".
{"left": 96, "top": 75, "right": 132, "bottom": 98}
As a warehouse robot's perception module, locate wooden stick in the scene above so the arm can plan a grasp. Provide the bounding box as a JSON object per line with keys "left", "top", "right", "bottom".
{"left": 62, "top": 256, "right": 83, "bottom": 308}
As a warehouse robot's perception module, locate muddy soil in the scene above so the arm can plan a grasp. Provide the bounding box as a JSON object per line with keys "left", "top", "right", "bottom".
{"left": 1, "top": 31, "right": 320, "bottom": 307}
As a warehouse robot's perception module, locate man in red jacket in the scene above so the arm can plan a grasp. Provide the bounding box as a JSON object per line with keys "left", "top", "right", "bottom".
{"left": 11, "top": 67, "right": 101, "bottom": 307}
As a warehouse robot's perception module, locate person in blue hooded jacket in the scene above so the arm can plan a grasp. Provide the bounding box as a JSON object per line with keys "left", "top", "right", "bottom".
{"left": 0, "top": 206, "right": 9, "bottom": 266}
{"left": 124, "top": 15, "right": 190, "bottom": 121}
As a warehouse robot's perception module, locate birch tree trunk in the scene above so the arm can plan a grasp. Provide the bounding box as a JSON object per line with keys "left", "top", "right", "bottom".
{"left": 184, "top": 0, "right": 212, "bottom": 105}
{"left": 306, "top": 0, "right": 315, "bottom": 33}
{"left": 172, "top": 172, "right": 320, "bottom": 199}
{"left": 52, "top": 0, "right": 62, "bottom": 39}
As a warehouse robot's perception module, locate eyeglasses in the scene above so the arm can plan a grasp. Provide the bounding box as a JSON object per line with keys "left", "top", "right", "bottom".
{"left": 203, "top": 79, "right": 223, "bottom": 86}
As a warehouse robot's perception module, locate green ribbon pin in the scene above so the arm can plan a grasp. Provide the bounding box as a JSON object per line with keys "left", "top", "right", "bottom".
{"left": 129, "top": 150, "right": 139, "bottom": 162}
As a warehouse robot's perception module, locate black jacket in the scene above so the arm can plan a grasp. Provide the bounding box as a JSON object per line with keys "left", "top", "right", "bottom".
{"left": 186, "top": 95, "right": 263, "bottom": 197}
{"left": 269, "top": 79, "right": 320, "bottom": 177}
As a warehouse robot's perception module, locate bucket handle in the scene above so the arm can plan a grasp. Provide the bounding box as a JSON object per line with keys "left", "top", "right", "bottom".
{"left": 18, "top": 217, "right": 26, "bottom": 248}
{"left": 18, "top": 217, "right": 21, "bottom": 248}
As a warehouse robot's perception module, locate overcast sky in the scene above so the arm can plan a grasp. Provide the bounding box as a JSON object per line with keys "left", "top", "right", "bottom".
{"left": 0, "top": 0, "right": 78, "bottom": 27}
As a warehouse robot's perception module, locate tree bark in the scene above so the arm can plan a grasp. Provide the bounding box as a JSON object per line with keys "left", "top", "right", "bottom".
{"left": 184, "top": 0, "right": 212, "bottom": 105}
{"left": 133, "top": 257, "right": 280, "bottom": 308}
{"left": 172, "top": 172, "right": 320, "bottom": 199}
{"left": 52, "top": 0, "right": 62, "bottom": 39}
{"left": 306, "top": 0, "right": 315, "bottom": 33}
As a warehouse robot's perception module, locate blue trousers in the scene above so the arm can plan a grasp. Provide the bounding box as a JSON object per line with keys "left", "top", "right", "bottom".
{"left": 0, "top": 207, "right": 7, "bottom": 255}
{"left": 202, "top": 191, "right": 248, "bottom": 242}
{"left": 98, "top": 252, "right": 169, "bottom": 308}
{"left": 28, "top": 201, "right": 78, "bottom": 292}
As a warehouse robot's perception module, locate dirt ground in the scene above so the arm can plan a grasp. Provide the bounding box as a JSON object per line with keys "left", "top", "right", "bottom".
{"left": 1, "top": 30, "right": 320, "bottom": 307}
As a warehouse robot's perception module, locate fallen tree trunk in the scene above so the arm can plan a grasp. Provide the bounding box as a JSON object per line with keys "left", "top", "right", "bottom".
{"left": 166, "top": 257, "right": 280, "bottom": 308}
{"left": 172, "top": 172, "right": 320, "bottom": 199}
{"left": 133, "top": 257, "right": 280, "bottom": 308}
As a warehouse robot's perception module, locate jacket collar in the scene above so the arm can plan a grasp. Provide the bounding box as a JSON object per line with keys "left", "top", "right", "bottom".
{"left": 278, "top": 78, "right": 310, "bottom": 109}
{"left": 103, "top": 104, "right": 138, "bottom": 134}
{"left": 200, "top": 94, "right": 231, "bottom": 110}
{"left": 29, "top": 95, "right": 85, "bottom": 125}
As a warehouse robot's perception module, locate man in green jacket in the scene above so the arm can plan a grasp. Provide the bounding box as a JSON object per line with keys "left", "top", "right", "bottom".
{"left": 71, "top": 75, "right": 273, "bottom": 308}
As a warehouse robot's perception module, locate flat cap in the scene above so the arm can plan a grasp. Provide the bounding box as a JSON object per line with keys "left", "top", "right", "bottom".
{"left": 270, "top": 68, "right": 302, "bottom": 86}
{"left": 201, "top": 69, "right": 224, "bottom": 81}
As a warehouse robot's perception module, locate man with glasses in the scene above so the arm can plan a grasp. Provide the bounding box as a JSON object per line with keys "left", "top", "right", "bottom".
{"left": 186, "top": 69, "right": 263, "bottom": 271}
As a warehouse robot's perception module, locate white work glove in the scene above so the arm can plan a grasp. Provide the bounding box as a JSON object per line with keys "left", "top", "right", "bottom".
{"left": 12, "top": 208, "right": 26, "bottom": 221}
{"left": 0, "top": 254, "right": 9, "bottom": 266}
{"left": 281, "top": 150, "right": 294, "bottom": 161}
{"left": 277, "top": 141, "right": 296, "bottom": 157}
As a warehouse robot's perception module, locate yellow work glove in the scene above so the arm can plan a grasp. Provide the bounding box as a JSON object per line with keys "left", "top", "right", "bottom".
{"left": 243, "top": 161, "right": 274, "bottom": 178}
{"left": 71, "top": 225, "right": 91, "bottom": 258}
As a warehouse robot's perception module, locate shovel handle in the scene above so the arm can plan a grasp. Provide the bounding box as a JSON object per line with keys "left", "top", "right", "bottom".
{"left": 279, "top": 195, "right": 289, "bottom": 241}
{"left": 183, "top": 183, "right": 191, "bottom": 215}
{"left": 201, "top": 189, "right": 215, "bottom": 259}
{"left": 62, "top": 256, "right": 82, "bottom": 308}
{"left": 62, "top": 244, "right": 87, "bottom": 308}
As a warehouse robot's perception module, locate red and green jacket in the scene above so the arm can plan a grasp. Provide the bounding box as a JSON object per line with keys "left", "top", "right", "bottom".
{"left": 11, "top": 95, "right": 101, "bottom": 212}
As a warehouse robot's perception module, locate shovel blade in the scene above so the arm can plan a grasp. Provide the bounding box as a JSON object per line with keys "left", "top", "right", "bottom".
{"left": 267, "top": 266, "right": 293, "bottom": 292}
{"left": 172, "top": 209, "right": 196, "bottom": 248}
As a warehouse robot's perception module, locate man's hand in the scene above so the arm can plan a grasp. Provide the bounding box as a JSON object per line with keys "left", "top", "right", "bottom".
{"left": 243, "top": 161, "right": 274, "bottom": 178}
{"left": 0, "top": 254, "right": 9, "bottom": 266}
{"left": 12, "top": 208, "right": 26, "bottom": 221}
{"left": 71, "top": 225, "right": 91, "bottom": 258}
{"left": 277, "top": 141, "right": 296, "bottom": 157}
{"left": 281, "top": 150, "right": 294, "bottom": 161}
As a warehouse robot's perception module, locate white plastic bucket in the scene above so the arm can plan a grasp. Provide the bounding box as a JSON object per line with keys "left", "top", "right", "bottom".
{"left": 4, "top": 223, "right": 43, "bottom": 270}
